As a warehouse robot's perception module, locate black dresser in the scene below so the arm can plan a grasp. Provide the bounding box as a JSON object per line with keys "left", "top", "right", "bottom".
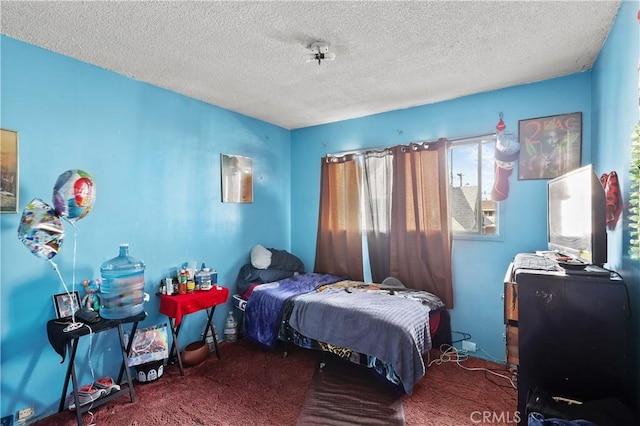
{"left": 505, "top": 254, "right": 632, "bottom": 423}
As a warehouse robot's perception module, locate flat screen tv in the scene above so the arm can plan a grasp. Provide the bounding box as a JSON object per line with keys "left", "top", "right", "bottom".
{"left": 547, "top": 164, "right": 607, "bottom": 265}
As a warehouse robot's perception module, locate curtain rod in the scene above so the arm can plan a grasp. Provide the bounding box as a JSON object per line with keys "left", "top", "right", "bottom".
{"left": 327, "top": 132, "right": 497, "bottom": 158}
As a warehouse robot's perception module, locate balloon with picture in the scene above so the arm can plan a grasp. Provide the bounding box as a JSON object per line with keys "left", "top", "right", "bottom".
{"left": 53, "top": 169, "right": 96, "bottom": 221}
{"left": 17, "top": 198, "right": 65, "bottom": 260}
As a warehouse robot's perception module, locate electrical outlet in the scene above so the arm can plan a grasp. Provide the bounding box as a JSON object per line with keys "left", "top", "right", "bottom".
{"left": 462, "top": 340, "right": 477, "bottom": 352}
{"left": 17, "top": 406, "right": 34, "bottom": 421}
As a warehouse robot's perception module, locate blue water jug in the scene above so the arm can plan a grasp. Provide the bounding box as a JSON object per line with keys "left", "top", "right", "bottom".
{"left": 99, "top": 243, "right": 146, "bottom": 319}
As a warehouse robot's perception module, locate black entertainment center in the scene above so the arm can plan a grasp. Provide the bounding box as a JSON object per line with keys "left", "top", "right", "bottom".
{"left": 504, "top": 254, "right": 634, "bottom": 425}
{"left": 502, "top": 164, "right": 636, "bottom": 424}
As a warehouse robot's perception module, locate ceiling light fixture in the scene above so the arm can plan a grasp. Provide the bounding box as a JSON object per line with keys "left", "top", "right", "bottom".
{"left": 306, "top": 41, "right": 336, "bottom": 65}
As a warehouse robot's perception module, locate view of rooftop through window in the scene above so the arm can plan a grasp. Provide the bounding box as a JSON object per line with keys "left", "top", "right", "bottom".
{"left": 447, "top": 137, "right": 497, "bottom": 235}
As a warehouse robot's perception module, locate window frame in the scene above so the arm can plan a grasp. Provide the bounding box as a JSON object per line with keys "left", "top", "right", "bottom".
{"left": 447, "top": 135, "right": 504, "bottom": 241}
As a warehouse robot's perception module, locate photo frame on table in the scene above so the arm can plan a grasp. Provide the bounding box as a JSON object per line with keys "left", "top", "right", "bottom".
{"left": 53, "top": 291, "right": 81, "bottom": 319}
{"left": 0, "top": 128, "right": 19, "bottom": 213}
{"left": 221, "top": 154, "right": 253, "bottom": 203}
{"left": 518, "top": 112, "right": 582, "bottom": 180}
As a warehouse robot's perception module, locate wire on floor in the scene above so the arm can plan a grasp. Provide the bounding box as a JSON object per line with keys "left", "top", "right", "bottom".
{"left": 450, "top": 330, "right": 472, "bottom": 344}
{"left": 428, "top": 344, "right": 517, "bottom": 390}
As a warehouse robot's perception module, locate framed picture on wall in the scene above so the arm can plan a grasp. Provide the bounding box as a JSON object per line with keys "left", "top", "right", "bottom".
{"left": 518, "top": 112, "right": 582, "bottom": 180}
{"left": 221, "top": 154, "right": 253, "bottom": 203}
{"left": 53, "top": 291, "right": 81, "bottom": 319}
{"left": 1, "top": 129, "right": 19, "bottom": 213}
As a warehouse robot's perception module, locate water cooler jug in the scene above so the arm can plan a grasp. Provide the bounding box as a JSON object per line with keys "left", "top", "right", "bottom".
{"left": 99, "top": 243, "right": 146, "bottom": 319}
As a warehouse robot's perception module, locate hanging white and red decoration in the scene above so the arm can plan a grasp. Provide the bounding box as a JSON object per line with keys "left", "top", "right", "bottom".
{"left": 491, "top": 113, "right": 520, "bottom": 202}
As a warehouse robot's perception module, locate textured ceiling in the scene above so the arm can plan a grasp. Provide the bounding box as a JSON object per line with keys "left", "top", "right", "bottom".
{"left": 1, "top": 1, "right": 621, "bottom": 129}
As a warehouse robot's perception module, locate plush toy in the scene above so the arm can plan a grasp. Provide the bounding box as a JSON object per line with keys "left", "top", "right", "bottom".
{"left": 81, "top": 278, "right": 101, "bottom": 311}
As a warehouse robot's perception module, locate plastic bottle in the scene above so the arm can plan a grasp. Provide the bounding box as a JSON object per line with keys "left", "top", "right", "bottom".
{"left": 224, "top": 311, "right": 238, "bottom": 342}
{"left": 196, "top": 263, "right": 212, "bottom": 291}
{"left": 99, "top": 244, "right": 146, "bottom": 319}
{"left": 179, "top": 270, "right": 187, "bottom": 294}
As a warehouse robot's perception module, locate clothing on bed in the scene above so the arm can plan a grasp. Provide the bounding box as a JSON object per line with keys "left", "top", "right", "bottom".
{"left": 242, "top": 273, "right": 343, "bottom": 349}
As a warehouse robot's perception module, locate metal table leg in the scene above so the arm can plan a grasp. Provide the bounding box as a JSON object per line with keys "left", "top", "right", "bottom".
{"left": 204, "top": 307, "right": 221, "bottom": 359}
{"left": 167, "top": 318, "right": 184, "bottom": 375}
{"left": 116, "top": 323, "right": 137, "bottom": 403}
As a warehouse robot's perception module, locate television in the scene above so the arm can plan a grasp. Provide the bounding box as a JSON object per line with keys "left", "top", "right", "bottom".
{"left": 547, "top": 164, "right": 607, "bottom": 265}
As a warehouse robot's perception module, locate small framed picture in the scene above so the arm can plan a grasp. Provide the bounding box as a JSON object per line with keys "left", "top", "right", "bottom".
{"left": 1, "top": 128, "right": 19, "bottom": 213}
{"left": 518, "top": 112, "right": 582, "bottom": 180}
{"left": 53, "top": 291, "right": 81, "bottom": 319}
{"left": 221, "top": 154, "right": 253, "bottom": 203}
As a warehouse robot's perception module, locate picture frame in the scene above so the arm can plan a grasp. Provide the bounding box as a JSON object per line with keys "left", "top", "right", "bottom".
{"left": 518, "top": 112, "right": 582, "bottom": 180}
{"left": 221, "top": 154, "right": 253, "bottom": 203}
{"left": 1, "top": 128, "right": 19, "bottom": 213}
{"left": 53, "top": 291, "right": 81, "bottom": 319}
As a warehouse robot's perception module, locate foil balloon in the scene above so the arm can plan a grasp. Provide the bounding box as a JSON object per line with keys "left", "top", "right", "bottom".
{"left": 17, "top": 198, "right": 64, "bottom": 260}
{"left": 53, "top": 169, "right": 96, "bottom": 221}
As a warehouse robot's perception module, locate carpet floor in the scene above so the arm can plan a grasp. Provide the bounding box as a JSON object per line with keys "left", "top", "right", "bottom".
{"left": 296, "top": 356, "right": 405, "bottom": 425}
{"left": 35, "top": 338, "right": 517, "bottom": 425}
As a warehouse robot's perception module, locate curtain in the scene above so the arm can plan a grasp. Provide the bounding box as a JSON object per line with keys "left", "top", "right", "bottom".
{"left": 314, "top": 155, "right": 364, "bottom": 281}
{"left": 361, "top": 151, "right": 393, "bottom": 282}
{"left": 389, "top": 139, "right": 453, "bottom": 308}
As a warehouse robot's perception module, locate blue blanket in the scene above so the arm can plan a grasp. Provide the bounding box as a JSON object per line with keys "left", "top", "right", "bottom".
{"left": 288, "top": 285, "right": 434, "bottom": 394}
{"left": 243, "top": 273, "right": 342, "bottom": 349}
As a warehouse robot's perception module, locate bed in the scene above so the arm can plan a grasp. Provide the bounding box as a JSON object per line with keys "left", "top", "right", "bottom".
{"left": 234, "top": 272, "right": 451, "bottom": 395}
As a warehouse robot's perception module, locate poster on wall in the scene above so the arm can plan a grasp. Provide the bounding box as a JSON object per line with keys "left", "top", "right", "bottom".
{"left": 221, "top": 154, "right": 253, "bottom": 203}
{"left": 518, "top": 112, "right": 582, "bottom": 180}
{"left": 1, "top": 129, "right": 19, "bottom": 213}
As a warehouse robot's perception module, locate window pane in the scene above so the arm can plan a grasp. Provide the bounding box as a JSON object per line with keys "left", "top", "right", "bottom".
{"left": 449, "top": 144, "right": 480, "bottom": 232}
{"left": 481, "top": 141, "right": 497, "bottom": 235}
{"left": 448, "top": 136, "right": 498, "bottom": 236}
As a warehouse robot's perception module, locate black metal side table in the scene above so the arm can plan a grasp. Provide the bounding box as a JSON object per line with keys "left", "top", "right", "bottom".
{"left": 46, "top": 311, "right": 147, "bottom": 426}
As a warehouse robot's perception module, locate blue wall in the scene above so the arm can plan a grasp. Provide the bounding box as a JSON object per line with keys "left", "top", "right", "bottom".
{"left": 291, "top": 0, "right": 638, "bottom": 406}
{"left": 591, "top": 0, "right": 640, "bottom": 410}
{"left": 291, "top": 72, "right": 593, "bottom": 361}
{"left": 0, "top": 36, "right": 292, "bottom": 419}
{"left": 1, "top": 0, "right": 638, "bottom": 421}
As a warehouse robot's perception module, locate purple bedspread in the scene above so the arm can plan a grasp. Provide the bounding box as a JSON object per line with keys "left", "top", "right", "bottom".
{"left": 242, "top": 273, "right": 342, "bottom": 349}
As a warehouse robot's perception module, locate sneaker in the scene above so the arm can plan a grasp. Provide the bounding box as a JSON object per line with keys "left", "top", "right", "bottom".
{"left": 93, "top": 376, "right": 120, "bottom": 395}
{"left": 66, "top": 383, "right": 105, "bottom": 411}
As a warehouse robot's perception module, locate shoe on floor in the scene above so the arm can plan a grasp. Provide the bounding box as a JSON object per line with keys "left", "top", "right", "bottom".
{"left": 66, "top": 383, "right": 105, "bottom": 411}
{"left": 93, "top": 376, "right": 120, "bottom": 395}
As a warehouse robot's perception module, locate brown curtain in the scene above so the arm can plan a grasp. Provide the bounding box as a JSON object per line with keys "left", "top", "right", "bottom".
{"left": 389, "top": 139, "right": 453, "bottom": 308}
{"left": 361, "top": 151, "right": 393, "bottom": 282}
{"left": 314, "top": 155, "right": 364, "bottom": 281}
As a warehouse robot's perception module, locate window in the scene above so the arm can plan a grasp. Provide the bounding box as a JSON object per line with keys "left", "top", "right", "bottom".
{"left": 447, "top": 135, "right": 498, "bottom": 237}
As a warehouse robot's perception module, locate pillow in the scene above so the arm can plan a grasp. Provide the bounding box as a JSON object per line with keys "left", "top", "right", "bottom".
{"left": 251, "top": 244, "right": 272, "bottom": 269}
